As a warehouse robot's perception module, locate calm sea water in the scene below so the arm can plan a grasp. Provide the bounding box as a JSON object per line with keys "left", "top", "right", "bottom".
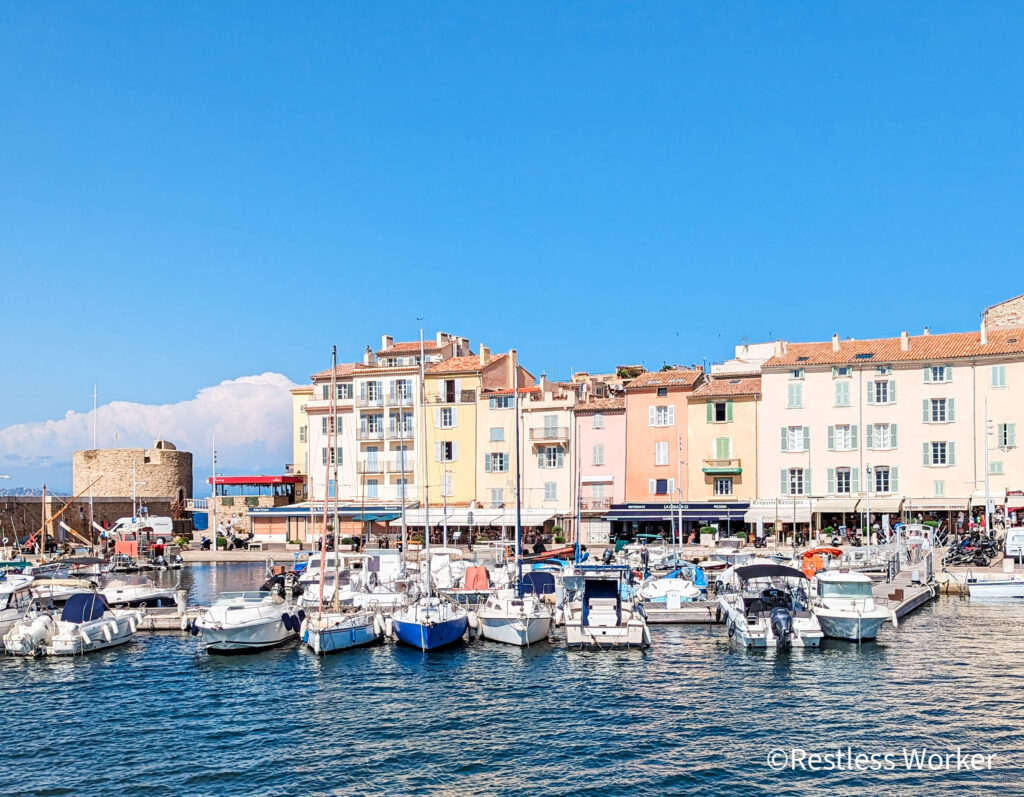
{"left": 2, "top": 563, "right": 1023, "bottom": 797}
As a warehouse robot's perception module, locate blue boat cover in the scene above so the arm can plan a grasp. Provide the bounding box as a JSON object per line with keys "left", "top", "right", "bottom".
{"left": 61, "top": 593, "right": 110, "bottom": 623}
{"left": 521, "top": 572, "right": 556, "bottom": 596}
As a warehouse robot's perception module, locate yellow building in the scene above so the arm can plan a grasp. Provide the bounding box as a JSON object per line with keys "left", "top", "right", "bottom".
{"left": 686, "top": 376, "right": 761, "bottom": 505}
{"left": 290, "top": 385, "right": 313, "bottom": 477}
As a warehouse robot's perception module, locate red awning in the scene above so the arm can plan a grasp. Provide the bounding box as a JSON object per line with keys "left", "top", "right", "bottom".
{"left": 207, "top": 475, "right": 305, "bottom": 485}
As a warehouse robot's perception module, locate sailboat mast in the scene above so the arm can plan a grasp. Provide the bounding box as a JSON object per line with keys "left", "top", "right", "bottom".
{"left": 419, "top": 326, "right": 431, "bottom": 596}
{"left": 513, "top": 351, "right": 523, "bottom": 598}
{"left": 331, "top": 345, "right": 341, "bottom": 610}
{"left": 90, "top": 385, "right": 96, "bottom": 547}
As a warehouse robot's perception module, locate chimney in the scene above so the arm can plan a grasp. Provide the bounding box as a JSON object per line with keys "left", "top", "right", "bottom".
{"left": 380, "top": 334, "right": 393, "bottom": 351}
{"left": 435, "top": 331, "right": 445, "bottom": 347}
{"left": 508, "top": 349, "right": 516, "bottom": 387}
{"left": 774, "top": 339, "right": 785, "bottom": 357}
{"left": 479, "top": 344, "right": 490, "bottom": 366}
{"left": 363, "top": 345, "right": 374, "bottom": 365}
{"left": 900, "top": 330, "right": 909, "bottom": 351}
{"left": 923, "top": 326, "right": 930, "bottom": 336}
{"left": 539, "top": 373, "right": 548, "bottom": 394}
{"left": 981, "top": 318, "right": 988, "bottom": 345}
{"left": 832, "top": 333, "right": 840, "bottom": 352}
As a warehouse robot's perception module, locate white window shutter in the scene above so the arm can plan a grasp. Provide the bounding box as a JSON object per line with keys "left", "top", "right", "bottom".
{"left": 891, "top": 423, "right": 898, "bottom": 448}
{"left": 435, "top": 442, "right": 442, "bottom": 462}
{"left": 827, "top": 425, "right": 835, "bottom": 450}
{"left": 538, "top": 451, "right": 545, "bottom": 469}
{"left": 780, "top": 469, "right": 789, "bottom": 495}
{"left": 451, "top": 407, "right": 458, "bottom": 427}
{"left": 452, "top": 441, "right": 459, "bottom": 461}
{"left": 922, "top": 399, "right": 929, "bottom": 423}
{"left": 780, "top": 427, "right": 788, "bottom": 452}
{"left": 866, "top": 425, "right": 874, "bottom": 450}
{"left": 945, "top": 363, "right": 954, "bottom": 383}
{"left": 803, "top": 426, "right": 810, "bottom": 451}
{"left": 923, "top": 366, "right": 931, "bottom": 383}
{"left": 455, "top": 378, "right": 462, "bottom": 395}
{"left": 484, "top": 454, "right": 491, "bottom": 472}
{"left": 891, "top": 466, "right": 899, "bottom": 493}
{"left": 851, "top": 467, "right": 859, "bottom": 492}
{"left": 948, "top": 398, "right": 956, "bottom": 422}
{"left": 1010, "top": 423, "right": 1017, "bottom": 447}
{"left": 668, "top": 478, "right": 675, "bottom": 495}
{"left": 866, "top": 381, "right": 875, "bottom": 404}
{"left": 805, "top": 469, "right": 811, "bottom": 494}
{"left": 667, "top": 406, "right": 674, "bottom": 425}
{"left": 433, "top": 408, "right": 441, "bottom": 428}
{"left": 851, "top": 424, "right": 858, "bottom": 448}
{"left": 923, "top": 443, "right": 930, "bottom": 466}
{"left": 889, "top": 381, "right": 897, "bottom": 403}
{"left": 649, "top": 406, "right": 656, "bottom": 426}
{"left": 948, "top": 442, "right": 955, "bottom": 466}
{"left": 827, "top": 467, "right": 835, "bottom": 494}
{"left": 648, "top": 479, "right": 656, "bottom": 495}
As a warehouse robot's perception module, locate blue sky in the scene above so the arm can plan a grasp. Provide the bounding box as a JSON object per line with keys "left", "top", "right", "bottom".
{"left": 1, "top": 3, "right": 1022, "bottom": 486}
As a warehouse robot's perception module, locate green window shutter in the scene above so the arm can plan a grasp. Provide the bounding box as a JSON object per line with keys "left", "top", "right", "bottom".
{"left": 827, "top": 467, "right": 836, "bottom": 494}
{"left": 891, "top": 423, "right": 898, "bottom": 448}
{"left": 831, "top": 366, "right": 838, "bottom": 378}
{"left": 891, "top": 467, "right": 899, "bottom": 493}
{"left": 851, "top": 467, "right": 860, "bottom": 493}
{"left": 949, "top": 442, "right": 956, "bottom": 466}
{"left": 889, "top": 381, "right": 897, "bottom": 403}
{"left": 866, "top": 425, "right": 874, "bottom": 450}
{"left": 805, "top": 468, "right": 811, "bottom": 494}
{"left": 923, "top": 366, "right": 931, "bottom": 383}
{"left": 923, "top": 442, "right": 930, "bottom": 466}
{"left": 484, "top": 454, "right": 491, "bottom": 472}
{"left": 946, "top": 363, "right": 953, "bottom": 383}
{"left": 948, "top": 398, "right": 956, "bottom": 422}
{"left": 726, "top": 400, "right": 734, "bottom": 422}
{"left": 537, "top": 451, "right": 545, "bottom": 469}
{"left": 803, "top": 426, "right": 810, "bottom": 450}
{"left": 780, "top": 427, "right": 788, "bottom": 452}
{"left": 851, "top": 424, "right": 858, "bottom": 448}
{"left": 922, "top": 399, "right": 929, "bottom": 423}
{"left": 827, "top": 425, "right": 835, "bottom": 451}
{"left": 1010, "top": 423, "right": 1017, "bottom": 447}
{"left": 706, "top": 402, "right": 713, "bottom": 423}
{"left": 780, "top": 469, "right": 789, "bottom": 495}
{"left": 715, "top": 437, "right": 730, "bottom": 460}
{"left": 556, "top": 448, "right": 565, "bottom": 468}
{"left": 866, "top": 381, "right": 875, "bottom": 403}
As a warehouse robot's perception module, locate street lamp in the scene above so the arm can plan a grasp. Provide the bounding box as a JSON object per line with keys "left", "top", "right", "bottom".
{"left": 864, "top": 463, "right": 873, "bottom": 545}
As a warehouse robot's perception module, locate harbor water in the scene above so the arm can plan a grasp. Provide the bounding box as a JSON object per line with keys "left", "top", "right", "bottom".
{"left": 2, "top": 563, "right": 1023, "bottom": 796}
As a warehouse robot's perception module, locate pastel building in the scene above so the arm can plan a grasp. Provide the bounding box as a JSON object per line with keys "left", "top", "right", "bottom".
{"left": 519, "top": 376, "right": 578, "bottom": 538}
{"left": 573, "top": 394, "right": 626, "bottom": 544}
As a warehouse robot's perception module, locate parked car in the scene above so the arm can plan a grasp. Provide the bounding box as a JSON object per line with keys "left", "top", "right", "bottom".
{"left": 1005, "top": 527, "right": 1024, "bottom": 563}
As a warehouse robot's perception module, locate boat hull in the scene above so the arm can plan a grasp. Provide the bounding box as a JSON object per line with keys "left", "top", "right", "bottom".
{"left": 967, "top": 579, "right": 1024, "bottom": 599}
{"left": 392, "top": 616, "right": 468, "bottom": 651}
{"left": 816, "top": 612, "right": 890, "bottom": 641}
{"left": 479, "top": 615, "right": 551, "bottom": 646}
{"left": 564, "top": 620, "right": 648, "bottom": 649}
{"left": 200, "top": 617, "right": 295, "bottom": 653}
{"left": 303, "top": 617, "right": 381, "bottom": 654}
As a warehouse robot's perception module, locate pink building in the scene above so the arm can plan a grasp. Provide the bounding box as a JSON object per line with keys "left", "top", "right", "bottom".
{"left": 573, "top": 397, "right": 626, "bottom": 544}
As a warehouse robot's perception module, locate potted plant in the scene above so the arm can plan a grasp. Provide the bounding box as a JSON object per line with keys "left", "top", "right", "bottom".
{"left": 215, "top": 536, "right": 227, "bottom": 549}
{"left": 174, "top": 535, "right": 190, "bottom": 550}
{"left": 552, "top": 525, "right": 565, "bottom": 544}
{"left": 339, "top": 536, "right": 356, "bottom": 551}
{"left": 286, "top": 538, "right": 302, "bottom": 550}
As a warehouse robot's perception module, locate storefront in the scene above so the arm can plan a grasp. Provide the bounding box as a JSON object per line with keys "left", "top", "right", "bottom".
{"left": 743, "top": 498, "right": 812, "bottom": 540}
{"left": 603, "top": 501, "right": 750, "bottom": 542}
{"left": 902, "top": 498, "right": 970, "bottom": 535}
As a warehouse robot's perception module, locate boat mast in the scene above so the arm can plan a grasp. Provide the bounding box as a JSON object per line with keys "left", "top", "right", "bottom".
{"left": 331, "top": 345, "right": 341, "bottom": 611}
{"left": 90, "top": 384, "right": 96, "bottom": 549}
{"left": 419, "top": 326, "right": 431, "bottom": 597}
{"left": 514, "top": 351, "right": 523, "bottom": 597}
{"left": 210, "top": 434, "right": 217, "bottom": 552}
{"left": 399, "top": 375, "right": 408, "bottom": 574}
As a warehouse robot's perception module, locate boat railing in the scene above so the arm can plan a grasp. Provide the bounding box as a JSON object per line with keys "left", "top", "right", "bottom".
{"left": 219, "top": 591, "right": 272, "bottom": 602}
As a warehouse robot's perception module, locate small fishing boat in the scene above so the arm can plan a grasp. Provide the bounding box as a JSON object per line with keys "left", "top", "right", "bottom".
{"left": 966, "top": 575, "right": 1024, "bottom": 600}
{"left": 301, "top": 610, "right": 384, "bottom": 654}
{"left": 717, "top": 562, "right": 823, "bottom": 649}
{"left": 101, "top": 578, "right": 180, "bottom": 608}
{"left": 564, "top": 565, "right": 650, "bottom": 649}
{"left": 4, "top": 592, "right": 142, "bottom": 656}
{"left": 192, "top": 590, "right": 300, "bottom": 653}
{"left": 810, "top": 570, "right": 897, "bottom": 641}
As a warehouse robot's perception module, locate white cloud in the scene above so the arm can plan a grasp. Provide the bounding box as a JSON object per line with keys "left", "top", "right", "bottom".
{"left": 0, "top": 373, "right": 298, "bottom": 490}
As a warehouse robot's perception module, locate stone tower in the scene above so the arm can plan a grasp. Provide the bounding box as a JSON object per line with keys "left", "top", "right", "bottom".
{"left": 72, "top": 439, "right": 193, "bottom": 502}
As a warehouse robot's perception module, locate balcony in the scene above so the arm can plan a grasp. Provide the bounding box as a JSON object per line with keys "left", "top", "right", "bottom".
{"left": 357, "top": 460, "right": 385, "bottom": 474}
{"left": 702, "top": 458, "right": 742, "bottom": 475}
{"left": 387, "top": 424, "right": 415, "bottom": 440}
{"left": 582, "top": 497, "right": 612, "bottom": 512}
{"left": 357, "top": 427, "right": 385, "bottom": 441}
{"left": 529, "top": 427, "right": 569, "bottom": 442}
{"left": 387, "top": 394, "right": 415, "bottom": 408}
{"left": 184, "top": 498, "right": 209, "bottom": 511}
{"left": 356, "top": 395, "right": 385, "bottom": 409}
{"left": 429, "top": 390, "right": 477, "bottom": 404}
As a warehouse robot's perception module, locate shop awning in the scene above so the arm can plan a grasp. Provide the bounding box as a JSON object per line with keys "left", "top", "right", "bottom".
{"left": 604, "top": 502, "right": 749, "bottom": 524}
{"left": 742, "top": 499, "right": 811, "bottom": 524}
{"left": 903, "top": 498, "right": 969, "bottom": 512}
{"left": 970, "top": 489, "right": 1007, "bottom": 507}
{"left": 858, "top": 498, "right": 903, "bottom": 513}
{"left": 812, "top": 498, "right": 860, "bottom": 514}
{"left": 388, "top": 509, "right": 555, "bottom": 528}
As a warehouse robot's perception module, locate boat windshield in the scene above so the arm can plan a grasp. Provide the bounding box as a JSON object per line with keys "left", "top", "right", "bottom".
{"left": 819, "top": 581, "right": 873, "bottom": 599}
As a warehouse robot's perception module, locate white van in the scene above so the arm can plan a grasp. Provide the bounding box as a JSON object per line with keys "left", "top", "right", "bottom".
{"left": 108, "top": 516, "right": 175, "bottom": 538}
{"left": 1005, "top": 528, "right": 1024, "bottom": 562}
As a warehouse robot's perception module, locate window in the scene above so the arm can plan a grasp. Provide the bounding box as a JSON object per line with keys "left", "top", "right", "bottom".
{"left": 338, "top": 383, "right": 353, "bottom": 400}
{"left": 366, "top": 381, "right": 382, "bottom": 402}
{"left": 592, "top": 413, "right": 605, "bottom": 429}
{"left": 926, "top": 365, "right": 951, "bottom": 383}
{"left": 490, "top": 488, "right": 503, "bottom": 508}
{"left": 831, "top": 424, "right": 853, "bottom": 451}
{"left": 441, "top": 474, "right": 453, "bottom": 497}
{"left": 655, "top": 441, "right": 669, "bottom": 466}
{"left": 929, "top": 398, "right": 948, "bottom": 423}
{"left": 787, "top": 383, "right": 803, "bottom": 408}
{"left": 366, "top": 479, "right": 379, "bottom": 499}
{"left": 325, "top": 446, "right": 341, "bottom": 466}
{"left": 873, "top": 467, "right": 891, "bottom": 493}
{"left": 541, "top": 446, "right": 564, "bottom": 469}
{"left": 715, "top": 402, "right": 728, "bottom": 422}
{"left": 393, "top": 379, "right": 412, "bottom": 402}
{"left": 834, "top": 381, "right": 850, "bottom": 407}
{"left": 395, "top": 478, "right": 408, "bottom": 499}
{"left": 657, "top": 387, "right": 668, "bottom": 397}
{"left": 833, "top": 366, "right": 852, "bottom": 378}
{"left": 784, "top": 426, "right": 808, "bottom": 452}
{"left": 788, "top": 468, "right": 805, "bottom": 495}
{"left": 592, "top": 444, "right": 605, "bottom": 466}
{"left": 322, "top": 417, "right": 328, "bottom": 435}
{"left": 298, "top": 426, "right": 306, "bottom": 443}
{"left": 836, "top": 468, "right": 851, "bottom": 494}
{"left": 992, "top": 365, "right": 1007, "bottom": 388}
{"left": 436, "top": 441, "right": 456, "bottom": 462}
{"left": 440, "top": 407, "right": 455, "bottom": 428}
{"left": 868, "top": 423, "right": 896, "bottom": 450}
{"left": 790, "top": 368, "right": 805, "bottom": 380}
{"left": 714, "top": 478, "right": 733, "bottom": 496}
{"left": 875, "top": 365, "right": 892, "bottom": 375}
{"left": 934, "top": 480, "right": 945, "bottom": 497}
{"left": 321, "top": 384, "right": 329, "bottom": 400}
{"left": 714, "top": 437, "right": 731, "bottom": 460}
{"left": 998, "top": 423, "right": 1017, "bottom": 448}
{"left": 392, "top": 413, "right": 413, "bottom": 437}
{"left": 394, "top": 446, "right": 410, "bottom": 473}
{"left": 489, "top": 427, "right": 504, "bottom": 442}
{"left": 649, "top": 478, "right": 675, "bottom": 496}
{"left": 490, "top": 396, "right": 514, "bottom": 409}
{"left": 989, "top": 461, "right": 1005, "bottom": 475}
{"left": 874, "top": 380, "right": 889, "bottom": 404}
{"left": 650, "top": 405, "right": 675, "bottom": 426}
{"left": 484, "top": 453, "right": 508, "bottom": 473}
{"left": 592, "top": 483, "right": 606, "bottom": 499}
{"left": 931, "top": 441, "right": 948, "bottom": 466}
{"left": 544, "top": 482, "right": 558, "bottom": 501}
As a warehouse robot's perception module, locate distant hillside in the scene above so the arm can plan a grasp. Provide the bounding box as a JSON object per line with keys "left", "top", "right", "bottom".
{"left": 0, "top": 487, "right": 71, "bottom": 498}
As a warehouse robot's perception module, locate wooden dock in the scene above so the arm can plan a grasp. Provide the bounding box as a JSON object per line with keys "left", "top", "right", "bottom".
{"left": 136, "top": 606, "right": 204, "bottom": 632}
{"left": 871, "top": 562, "right": 938, "bottom": 620}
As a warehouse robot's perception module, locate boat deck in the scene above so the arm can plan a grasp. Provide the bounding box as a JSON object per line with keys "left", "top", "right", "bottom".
{"left": 644, "top": 600, "right": 720, "bottom": 624}
{"left": 871, "top": 567, "right": 937, "bottom": 619}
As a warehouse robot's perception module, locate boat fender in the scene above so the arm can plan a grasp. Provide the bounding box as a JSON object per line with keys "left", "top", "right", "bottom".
{"left": 128, "top": 615, "right": 137, "bottom": 634}
{"left": 297, "top": 609, "right": 306, "bottom": 623}
{"left": 80, "top": 629, "right": 92, "bottom": 645}
{"left": 312, "top": 632, "right": 321, "bottom": 655}
{"left": 373, "top": 614, "right": 384, "bottom": 637}
{"left": 384, "top": 617, "right": 394, "bottom": 639}
{"left": 715, "top": 606, "right": 722, "bottom": 623}
{"left": 642, "top": 624, "right": 652, "bottom": 647}
{"left": 180, "top": 614, "right": 189, "bottom": 632}
{"left": 282, "top": 613, "right": 294, "bottom": 632}
{"left": 467, "top": 611, "right": 480, "bottom": 631}
{"left": 290, "top": 614, "right": 300, "bottom": 633}
{"left": 190, "top": 620, "right": 199, "bottom": 636}
{"left": 553, "top": 608, "right": 563, "bottom": 627}
{"left": 891, "top": 610, "right": 899, "bottom": 630}
{"left": 299, "top": 618, "right": 308, "bottom": 639}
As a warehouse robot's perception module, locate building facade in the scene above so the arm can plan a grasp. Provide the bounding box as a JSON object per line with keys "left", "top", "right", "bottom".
{"left": 574, "top": 396, "right": 626, "bottom": 544}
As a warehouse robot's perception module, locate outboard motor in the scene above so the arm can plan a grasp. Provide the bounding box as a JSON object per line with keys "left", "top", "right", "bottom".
{"left": 770, "top": 607, "right": 794, "bottom": 650}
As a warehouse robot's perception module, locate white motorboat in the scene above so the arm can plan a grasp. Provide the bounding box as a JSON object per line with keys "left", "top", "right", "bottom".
{"left": 101, "top": 578, "right": 181, "bottom": 608}
{"left": 564, "top": 566, "right": 650, "bottom": 649}
{"left": 717, "top": 562, "right": 823, "bottom": 649}
{"left": 31, "top": 577, "right": 98, "bottom": 605}
{"left": 966, "top": 575, "right": 1024, "bottom": 600}
{"left": 810, "top": 570, "right": 897, "bottom": 641}
{"left": 0, "top": 575, "right": 36, "bottom": 638}
{"left": 477, "top": 589, "right": 552, "bottom": 647}
{"left": 4, "top": 592, "right": 142, "bottom": 656}
{"left": 192, "top": 591, "right": 300, "bottom": 653}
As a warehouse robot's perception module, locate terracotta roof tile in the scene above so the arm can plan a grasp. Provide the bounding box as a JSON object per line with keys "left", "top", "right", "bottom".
{"left": 765, "top": 328, "right": 1024, "bottom": 367}
{"left": 378, "top": 341, "right": 442, "bottom": 355}
{"left": 483, "top": 386, "right": 540, "bottom": 397}
{"left": 574, "top": 397, "right": 625, "bottom": 414}
{"left": 427, "top": 353, "right": 505, "bottom": 375}
{"left": 625, "top": 368, "right": 704, "bottom": 390}
{"left": 690, "top": 376, "right": 761, "bottom": 399}
{"left": 310, "top": 362, "right": 369, "bottom": 380}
